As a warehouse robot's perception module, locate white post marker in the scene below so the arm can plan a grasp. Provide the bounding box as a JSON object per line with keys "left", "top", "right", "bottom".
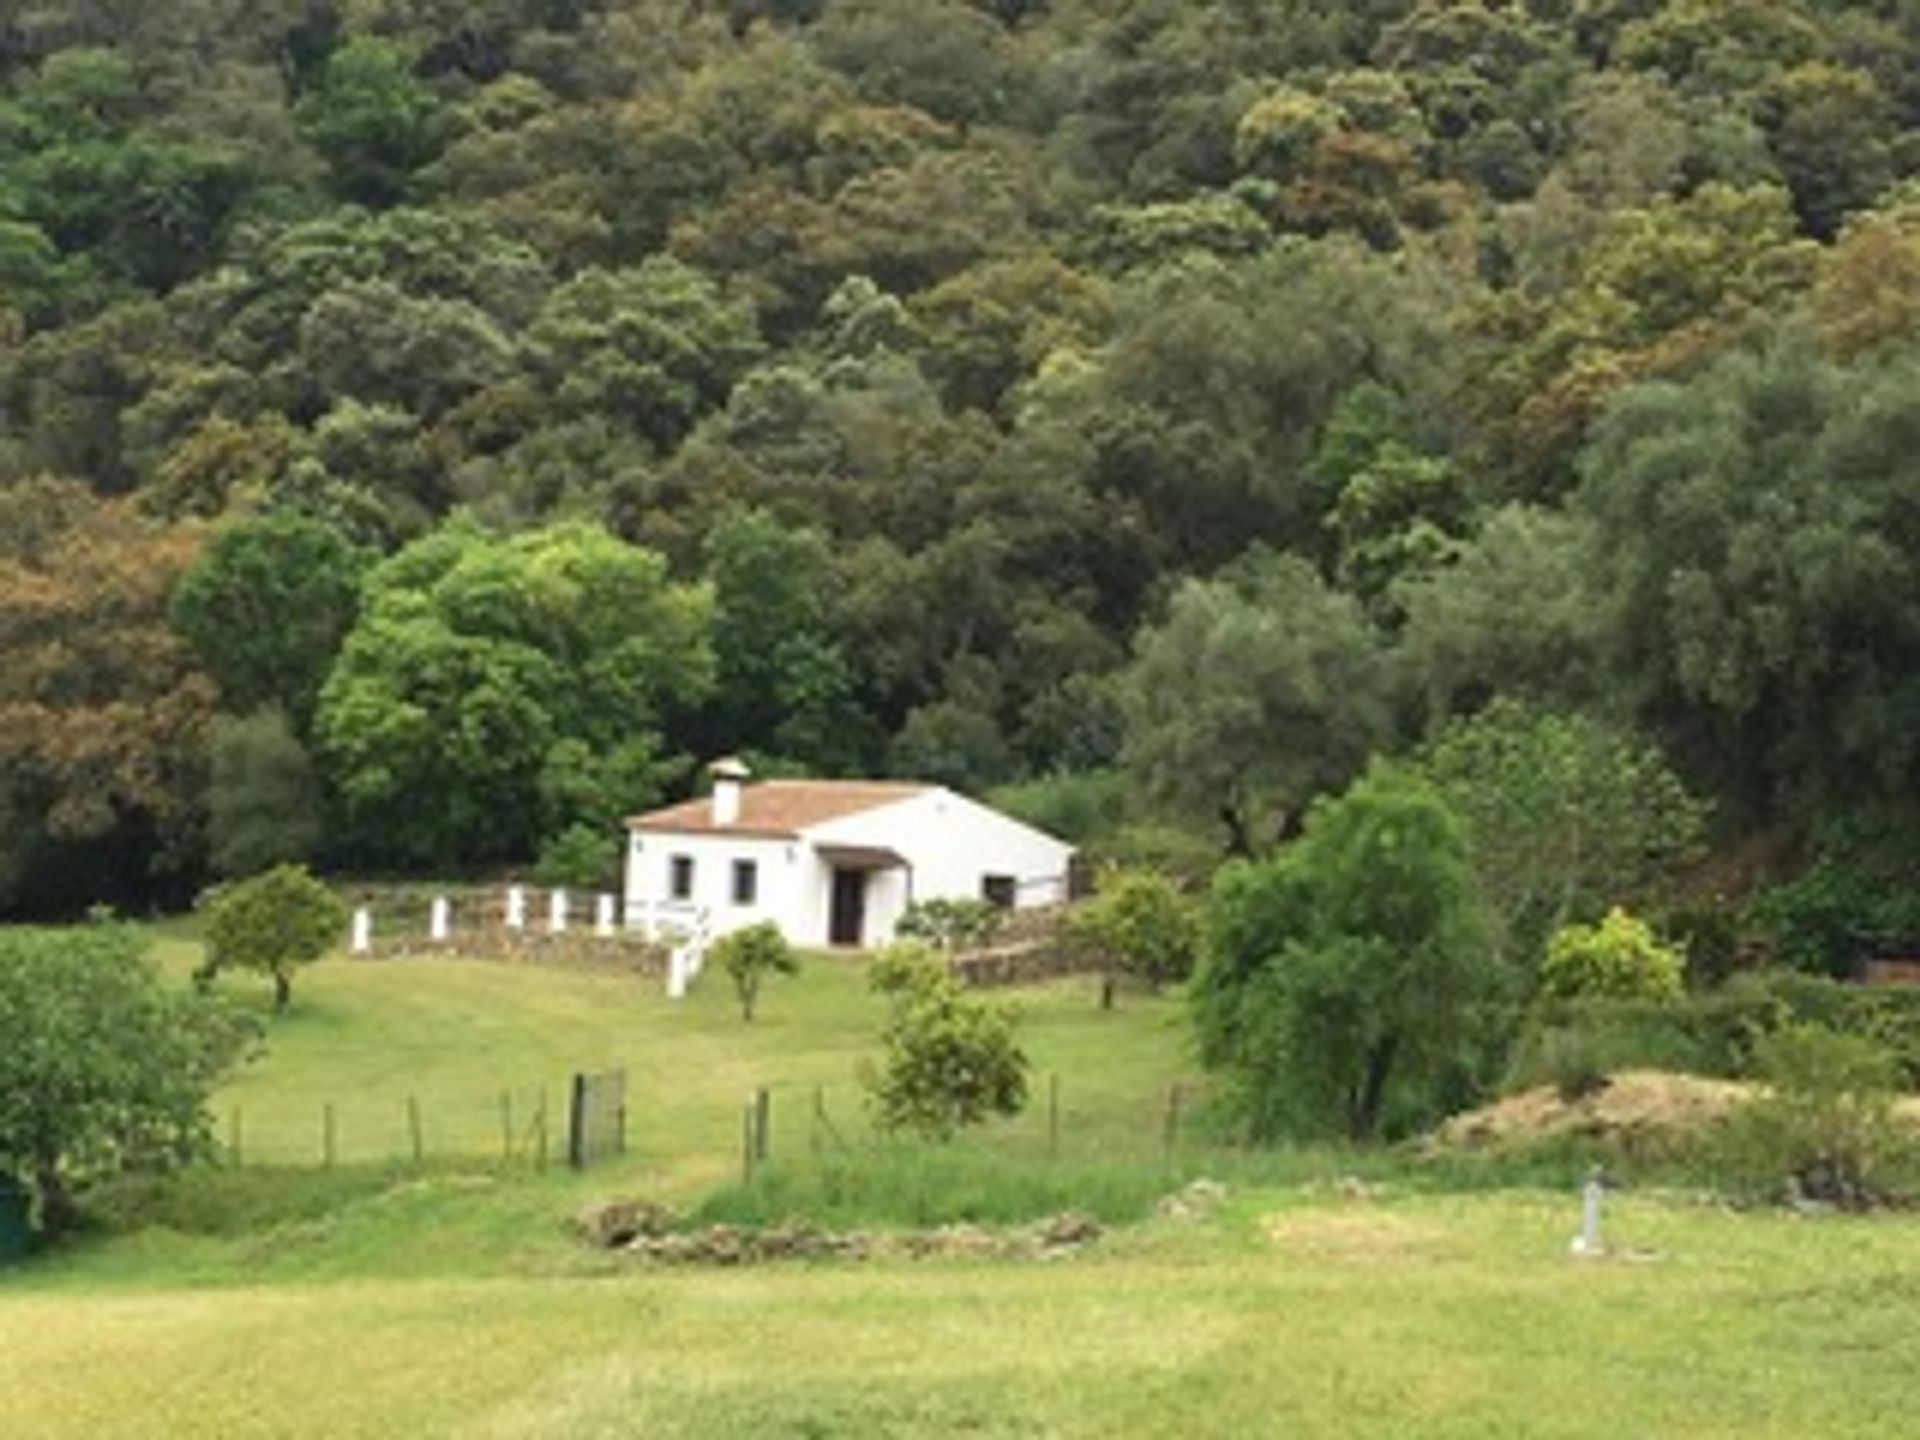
{"left": 549, "top": 888, "right": 568, "bottom": 934}
{"left": 506, "top": 886, "right": 526, "bottom": 930}
{"left": 430, "top": 895, "right": 450, "bottom": 943}
{"left": 1570, "top": 1169, "right": 1605, "bottom": 1257}
{"left": 351, "top": 907, "right": 372, "bottom": 955}
{"left": 667, "top": 945, "right": 688, "bottom": 1000}
{"left": 595, "top": 893, "right": 615, "bottom": 937}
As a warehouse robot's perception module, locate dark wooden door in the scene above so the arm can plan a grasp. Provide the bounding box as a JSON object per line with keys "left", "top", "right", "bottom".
{"left": 829, "top": 868, "right": 866, "bottom": 947}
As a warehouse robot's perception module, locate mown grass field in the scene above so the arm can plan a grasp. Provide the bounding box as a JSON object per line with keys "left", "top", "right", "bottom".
{"left": 5, "top": 933, "right": 1920, "bottom": 1437}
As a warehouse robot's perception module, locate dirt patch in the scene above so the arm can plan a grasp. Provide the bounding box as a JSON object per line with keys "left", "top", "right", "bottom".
{"left": 1434, "top": 1070, "right": 1754, "bottom": 1154}
{"left": 1262, "top": 1208, "right": 1445, "bottom": 1263}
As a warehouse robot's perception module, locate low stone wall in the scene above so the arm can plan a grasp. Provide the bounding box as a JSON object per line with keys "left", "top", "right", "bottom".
{"left": 362, "top": 925, "right": 668, "bottom": 976}
{"left": 950, "top": 936, "right": 1100, "bottom": 988}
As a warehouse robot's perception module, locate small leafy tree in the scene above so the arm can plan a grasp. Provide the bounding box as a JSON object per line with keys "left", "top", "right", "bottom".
{"left": 1538, "top": 907, "right": 1686, "bottom": 1003}
{"left": 896, "top": 897, "right": 1003, "bottom": 952}
{"left": 200, "top": 864, "right": 347, "bottom": 1013}
{"left": 0, "top": 925, "right": 256, "bottom": 1233}
{"left": 533, "top": 823, "right": 618, "bottom": 891}
{"left": 711, "top": 922, "right": 800, "bottom": 1022}
{"left": 862, "top": 943, "right": 1028, "bottom": 1138}
{"left": 1063, "top": 868, "right": 1198, "bottom": 1007}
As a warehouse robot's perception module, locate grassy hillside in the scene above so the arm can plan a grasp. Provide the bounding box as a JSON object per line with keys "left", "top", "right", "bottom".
{"left": 7, "top": 934, "right": 1920, "bottom": 1437}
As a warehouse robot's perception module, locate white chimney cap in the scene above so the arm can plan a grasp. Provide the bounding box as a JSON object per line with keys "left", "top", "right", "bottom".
{"left": 710, "top": 756, "right": 751, "bottom": 780}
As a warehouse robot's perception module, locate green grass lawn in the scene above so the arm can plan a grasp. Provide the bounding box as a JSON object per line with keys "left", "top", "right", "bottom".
{"left": 6, "top": 933, "right": 1920, "bottom": 1437}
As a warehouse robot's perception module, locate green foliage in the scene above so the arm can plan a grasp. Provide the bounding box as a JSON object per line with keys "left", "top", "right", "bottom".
{"left": 1716, "top": 1023, "right": 1913, "bottom": 1208}
{"left": 315, "top": 519, "right": 710, "bottom": 868}
{"left": 895, "top": 898, "right": 1003, "bottom": 953}
{"left": 170, "top": 513, "right": 371, "bottom": 733}
{"left": 1124, "top": 549, "right": 1391, "bottom": 854}
{"left": 988, "top": 769, "right": 1129, "bottom": 849}
{"left": 531, "top": 823, "right": 617, "bottom": 892}
{"left": 1195, "top": 764, "right": 1500, "bottom": 1141}
{"left": 207, "top": 709, "right": 322, "bottom": 879}
{"left": 1754, "top": 811, "right": 1920, "bottom": 979}
{"left": 0, "top": 924, "right": 255, "bottom": 1232}
{"left": 863, "top": 942, "right": 1028, "bottom": 1138}
{"left": 712, "top": 921, "right": 800, "bottom": 1022}
{"left": 201, "top": 864, "right": 347, "bottom": 1013}
{"left": 1540, "top": 907, "right": 1687, "bottom": 1003}
{"left": 1063, "top": 868, "right": 1198, "bottom": 994}
{"left": 1416, "top": 699, "right": 1707, "bottom": 974}
{"left": 294, "top": 36, "right": 449, "bottom": 205}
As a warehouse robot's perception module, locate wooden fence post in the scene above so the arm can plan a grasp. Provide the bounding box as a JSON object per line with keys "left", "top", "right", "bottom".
{"left": 754, "top": 1087, "right": 771, "bottom": 1163}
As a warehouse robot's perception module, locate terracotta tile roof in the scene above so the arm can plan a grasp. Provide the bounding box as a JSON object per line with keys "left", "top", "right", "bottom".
{"left": 626, "top": 780, "right": 931, "bottom": 837}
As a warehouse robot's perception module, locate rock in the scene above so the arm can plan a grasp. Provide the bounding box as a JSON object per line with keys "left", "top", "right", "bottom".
{"left": 1035, "top": 1211, "right": 1102, "bottom": 1251}
{"left": 1156, "top": 1178, "right": 1228, "bottom": 1221}
{"left": 575, "top": 1198, "right": 677, "bottom": 1249}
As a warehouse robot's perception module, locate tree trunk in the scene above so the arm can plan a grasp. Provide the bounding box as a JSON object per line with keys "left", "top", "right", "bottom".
{"left": 273, "top": 969, "right": 291, "bottom": 1012}
{"left": 1349, "top": 1034, "right": 1399, "bottom": 1142}
{"left": 32, "top": 1160, "right": 77, "bottom": 1236}
{"left": 1100, "top": 974, "right": 1116, "bottom": 1010}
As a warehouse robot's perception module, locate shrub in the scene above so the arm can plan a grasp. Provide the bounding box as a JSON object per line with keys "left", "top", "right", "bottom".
{"left": 1716, "top": 1023, "right": 1914, "bottom": 1208}
{"left": 896, "top": 897, "right": 1003, "bottom": 952}
{"left": 200, "top": 864, "right": 347, "bottom": 1013}
{"left": 710, "top": 922, "right": 799, "bottom": 1022}
{"left": 863, "top": 943, "right": 1028, "bottom": 1138}
{"left": 1, "top": 925, "right": 257, "bottom": 1233}
{"left": 1538, "top": 907, "right": 1685, "bottom": 1003}
{"left": 1063, "top": 867, "right": 1198, "bottom": 1003}
{"left": 533, "top": 823, "right": 618, "bottom": 891}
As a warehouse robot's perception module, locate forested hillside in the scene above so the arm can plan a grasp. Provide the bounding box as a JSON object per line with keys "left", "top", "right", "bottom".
{"left": 5, "top": 0, "right": 1920, "bottom": 936}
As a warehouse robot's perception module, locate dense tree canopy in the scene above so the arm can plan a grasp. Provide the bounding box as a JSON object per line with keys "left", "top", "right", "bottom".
{"left": 0, "top": 0, "right": 1918, "bottom": 922}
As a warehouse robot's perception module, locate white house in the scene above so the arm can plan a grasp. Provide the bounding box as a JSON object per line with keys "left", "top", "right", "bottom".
{"left": 624, "top": 760, "right": 1075, "bottom": 949}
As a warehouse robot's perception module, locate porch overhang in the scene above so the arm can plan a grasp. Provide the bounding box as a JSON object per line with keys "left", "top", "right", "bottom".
{"left": 815, "top": 844, "right": 908, "bottom": 871}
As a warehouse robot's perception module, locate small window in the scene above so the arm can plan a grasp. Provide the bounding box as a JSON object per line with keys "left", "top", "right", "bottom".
{"left": 982, "top": 874, "right": 1017, "bottom": 910}
{"left": 732, "top": 859, "right": 758, "bottom": 907}
{"left": 669, "top": 855, "right": 694, "bottom": 900}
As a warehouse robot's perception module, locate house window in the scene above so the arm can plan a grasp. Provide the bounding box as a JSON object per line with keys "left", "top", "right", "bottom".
{"left": 669, "top": 855, "right": 694, "bottom": 900}
{"left": 732, "top": 859, "right": 758, "bottom": 906}
{"left": 982, "top": 874, "right": 1017, "bottom": 910}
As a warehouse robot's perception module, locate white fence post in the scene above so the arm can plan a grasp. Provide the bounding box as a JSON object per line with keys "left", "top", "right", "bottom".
{"left": 506, "top": 886, "right": 526, "bottom": 930}
{"left": 430, "top": 895, "right": 450, "bottom": 943}
{"left": 351, "top": 907, "right": 372, "bottom": 955}
{"left": 595, "top": 893, "right": 614, "bottom": 938}
{"left": 549, "top": 888, "right": 568, "bottom": 934}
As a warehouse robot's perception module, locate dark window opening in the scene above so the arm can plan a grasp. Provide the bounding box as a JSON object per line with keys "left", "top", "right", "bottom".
{"left": 732, "top": 859, "right": 758, "bottom": 906}
{"left": 670, "top": 855, "right": 694, "bottom": 900}
{"left": 982, "top": 874, "right": 1017, "bottom": 909}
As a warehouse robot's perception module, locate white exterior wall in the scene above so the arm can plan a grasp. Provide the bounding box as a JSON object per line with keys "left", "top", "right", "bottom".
{"left": 626, "top": 787, "right": 1074, "bottom": 950}
{"left": 624, "top": 830, "right": 806, "bottom": 942}
{"left": 805, "top": 788, "right": 1074, "bottom": 941}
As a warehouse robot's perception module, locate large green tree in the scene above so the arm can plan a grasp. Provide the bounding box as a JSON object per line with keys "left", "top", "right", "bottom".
{"left": 1195, "top": 764, "right": 1499, "bottom": 1141}
{"left": 315, "top": 518, "right": 712, "bottom": 867}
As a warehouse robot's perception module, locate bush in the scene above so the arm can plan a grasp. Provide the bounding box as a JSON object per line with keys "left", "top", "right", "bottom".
{"left": 200, "top": 864, "right": 347, "bottom": 1012}
{"left": 1538, "top": 907, "right": 1685, "bottom": 1003}
{"left": 1716, "top": 1023, "right": 1915, "bottom": 1207}
{"left": 710, "top": 922, "right": 799, "bottom": 1022}
{"left": 1062, "top": 867, "right": 1198, "bottom": 1000}
{"left": 1754, "top": 810, "right": 1920, "bottom": 978}
{"left": 896, "top": 897, "right": 1003, "bottom": 952}
{"left": 533, "top": 823, "right": 618, "bottom": 890}
{"left": 988, "top": 769, "right": 1129, "bottom": 847}
{"left": 863, "top": 944, "right": 1028, "bottom": 1138}
{"left": 1, "top": 925, "right": 257, "bottom": 1233}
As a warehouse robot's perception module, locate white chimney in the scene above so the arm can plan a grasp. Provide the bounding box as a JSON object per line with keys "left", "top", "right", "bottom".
{"left": 711, "top": 756, "right": 750, "bottom": 826}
